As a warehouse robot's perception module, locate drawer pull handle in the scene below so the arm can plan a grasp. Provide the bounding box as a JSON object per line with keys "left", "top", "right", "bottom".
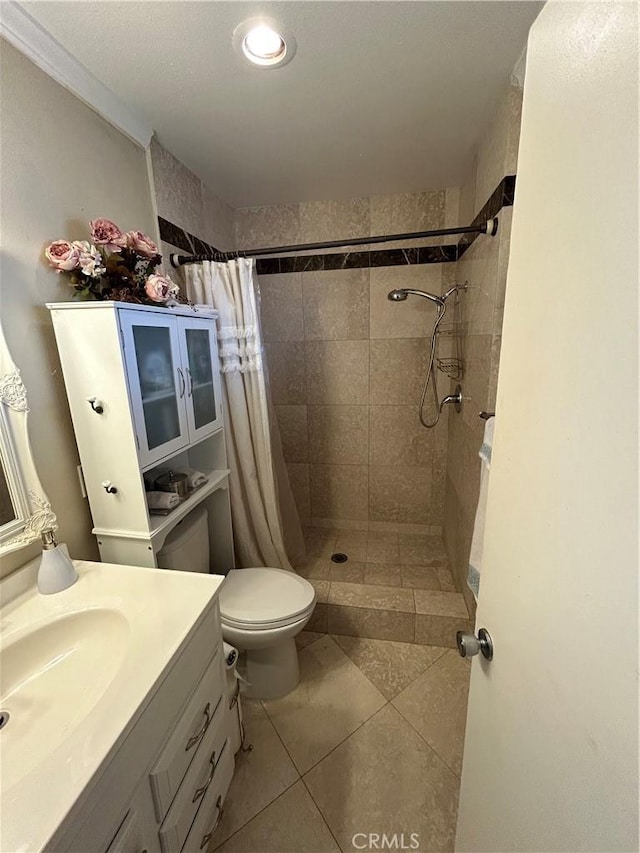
{"left": 192, "top": 749, "right": 217, "bottom": 803}
{"left": 200, "top": 796, "right": 224, "bottom": 849}
{"left": 185, "top": 703, "right": 211, "bottom": 752}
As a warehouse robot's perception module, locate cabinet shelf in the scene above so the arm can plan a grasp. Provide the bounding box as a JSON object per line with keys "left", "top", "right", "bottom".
{"left": 148, "top": 469, "right": 230, "bottom": 539}
{"left": 142, "top": 389, "right": 177, "bottom": 404}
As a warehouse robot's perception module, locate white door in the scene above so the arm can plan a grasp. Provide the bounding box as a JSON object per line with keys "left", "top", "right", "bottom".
{"left": 119, "top": 309, "right": 190, "bottom": 468}
{"left": 178, "top": 317, "right": 224, "bottom": 444}
{"left": 456, "top": 3, "right": 638, "bottom": 852}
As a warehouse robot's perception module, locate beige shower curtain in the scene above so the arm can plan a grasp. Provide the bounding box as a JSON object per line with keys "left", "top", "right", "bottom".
{"left": 184, "top": 258, "right": 304, "bottom": 570}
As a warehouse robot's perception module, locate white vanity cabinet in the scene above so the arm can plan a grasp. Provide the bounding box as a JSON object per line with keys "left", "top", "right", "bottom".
{"left": 48, "top": 594, "right": 242, "bottom": 853}
{"left": 47, "top": 302, "right": 234, "bottom": 573}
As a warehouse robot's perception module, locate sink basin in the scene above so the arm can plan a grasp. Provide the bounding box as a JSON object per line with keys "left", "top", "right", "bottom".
{"left": 0, "top": 608, "right": 129, "bottom": 789}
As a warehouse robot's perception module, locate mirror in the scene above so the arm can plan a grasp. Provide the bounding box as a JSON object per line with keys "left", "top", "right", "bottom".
{"left": 0, "top": 326, "right": 57, "bottom": 555}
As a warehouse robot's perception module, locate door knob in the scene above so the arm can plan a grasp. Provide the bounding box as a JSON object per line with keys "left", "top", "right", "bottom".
{"left": 456, "top": 627, "right": 493, "bottom": 660}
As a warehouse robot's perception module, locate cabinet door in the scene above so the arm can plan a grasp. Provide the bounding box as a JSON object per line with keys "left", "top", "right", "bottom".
{"left": 119, "top": 310, "right": 190, "bottom": 468}
{"left": 179, "top": 318, "right": 223, "bottom": 443}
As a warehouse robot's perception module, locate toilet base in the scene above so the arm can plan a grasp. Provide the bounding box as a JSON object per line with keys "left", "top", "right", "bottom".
{"left": 241, "top": 638, "right": 300, "bottom": 700}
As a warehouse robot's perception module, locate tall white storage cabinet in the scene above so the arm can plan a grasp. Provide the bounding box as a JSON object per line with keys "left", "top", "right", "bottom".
{"left": 47, "top": 302, "right": 235, "bottom": 572}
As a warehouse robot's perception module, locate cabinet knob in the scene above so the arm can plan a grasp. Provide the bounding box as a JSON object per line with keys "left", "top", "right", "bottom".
{"left": 87, "top": 396, "right": 104, "bottom": 414}
{"left": 102, "top": 480, "right": 118, "bottom": 494}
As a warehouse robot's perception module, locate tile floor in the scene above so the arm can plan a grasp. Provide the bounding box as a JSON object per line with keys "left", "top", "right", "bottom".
{"left": 211, "top": 633, "right": 471, "bottom": 853}
{"left": 296, "top": 529, "right": 473, "bottom": 647}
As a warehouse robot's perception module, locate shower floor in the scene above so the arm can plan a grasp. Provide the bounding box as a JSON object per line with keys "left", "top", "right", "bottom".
{"left": 294, "top": 529, "right": 473, "bottom": 648}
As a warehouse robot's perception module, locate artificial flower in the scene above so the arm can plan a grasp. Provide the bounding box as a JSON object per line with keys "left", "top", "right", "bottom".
{"left": 145, "top": 273, "right": 176, "bottom": 303}
{"left": 125, "top": 230, "right": 159, "bottom": 258}
{"left": 89, "top": 218, "right": 127, "bottom": 254}
{"left": 45, "top": 240, "right": 81, "bottom": 272}
{"left": 74, "top": 241, "right": 106, "bottom": 278}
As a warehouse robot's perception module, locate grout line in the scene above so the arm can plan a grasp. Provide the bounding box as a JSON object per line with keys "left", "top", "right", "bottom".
{"left": 391, "top": 697, "right": 463, "bottom": 781}
{"left": 211, "top": 776, "right": 302, "bottom": 852}
{"left": 299, "top": 774, "right": 345, "bottom": 853}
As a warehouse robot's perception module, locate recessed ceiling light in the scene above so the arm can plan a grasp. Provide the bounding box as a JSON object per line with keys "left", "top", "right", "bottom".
{"left": 243, "top": 26, "right": 286, "bottom": 65}
{"left": 233, "top": 18, "right": 297, "bottom": 70}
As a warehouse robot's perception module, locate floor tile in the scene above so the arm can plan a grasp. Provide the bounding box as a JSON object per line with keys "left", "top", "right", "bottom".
{"left": 399, "top": 546, "right": 448, "bottom": 567}
{"left": 366, "top": 540, "right": 400, "bottom": 565}
{"left": 331, "top": 635, "right": 446, "bottom": 700}
{"left": 398, "top": 534, "right": 448, "bottom": 566}
{"left": 328, "top": 581, "right": 415, "bottom": 613}
{"left": 214, "top": 780, "right": 340, "bottom": 853}
{"left": 296, "top": 631, "right": 326, "bottom": 650}
{"left": 329, "top": 560, "right": 366, "bottom": 583}
{"left": 328, "top": 604, "right": 415, "bottom": 643}
{"left": 304, "top": 704, "right": 459, "bottom": 853}
{"left": 296, "top": 557, "right": 332, "bottom": 580}
{"left": 309, "top": 578, "right": 330, "bottom": 603}
{"left": 415, "top": 613, "right": 472, "bottom": 648}
{"left": 414, "top": 590, "right": 468, "bottom": 618}
{"left": 437, "top": 568, "right": 457, "bottom": 592}
{"left": 307, "top": 603, "right": 329, "bottom": 633}
{"left": 212, "top": 701, "right": 299, "bottom": 847}
{"left": 364, "top": 564, "right": 402, "bottom": 587}
{"left": 263, "top": 636, "right": 386, "bottom": 774}
{"left": 334, "top": 531, "right": 368, "bottom": 562}
{"left": 393, "top": 650, "right": 471, "bottom": 776}
{"left": 303, "top": 529, "right": 338, "bottom": 559}
{"left": 401, "top": 565, "right": 442, "bottom": 590}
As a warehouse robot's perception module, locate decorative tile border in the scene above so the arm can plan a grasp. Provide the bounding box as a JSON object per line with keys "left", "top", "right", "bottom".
{"left": 160, "top": 175, "right": 515, "bottom": 274}
{"left": 159, "top": 216, "right": 217, "bottom": 256}
{"left": 457, "top": 175, "right": 516, "bottom": 257}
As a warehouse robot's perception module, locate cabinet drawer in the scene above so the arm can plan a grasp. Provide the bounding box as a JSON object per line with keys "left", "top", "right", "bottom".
{"left": 180, "top": 740, "right": 234, "bottom": 853}
{"left": 150, "top": 647, "right": 224, "bottom": 820}
{"left": 159, "top": 724, "right": 231, "bottom": 853}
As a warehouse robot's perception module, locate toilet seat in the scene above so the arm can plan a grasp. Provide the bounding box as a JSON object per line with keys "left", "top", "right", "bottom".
{"left": 219, "top": 567, "right": 316, "bottom": 631}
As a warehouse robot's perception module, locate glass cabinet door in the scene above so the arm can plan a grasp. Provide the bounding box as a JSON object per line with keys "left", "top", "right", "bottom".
{"left": 179, "top": 318, "right": 223, "bottom": 442}
{"left": 119, "top": 311, "right": 190, "bottom": 467}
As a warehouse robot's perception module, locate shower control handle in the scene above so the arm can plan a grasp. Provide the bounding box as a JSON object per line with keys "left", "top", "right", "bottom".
{"left": 440, "top": 383, "right": 463, "bottom": 413}
{"left": 456, "top": 627, "right": 493, "bottom": 661}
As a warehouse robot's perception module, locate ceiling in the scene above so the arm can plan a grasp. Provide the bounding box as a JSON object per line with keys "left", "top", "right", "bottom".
{"left": 24, "top": 1, "right": 542, "bottom": 208}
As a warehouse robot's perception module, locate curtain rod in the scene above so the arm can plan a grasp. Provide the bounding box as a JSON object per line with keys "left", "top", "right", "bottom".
{"left": 169, "top": 218, "right": 498, "bottom": 267}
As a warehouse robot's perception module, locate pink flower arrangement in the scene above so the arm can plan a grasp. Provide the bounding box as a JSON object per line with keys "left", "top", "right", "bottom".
{"left": 45, "top": 218, "right": 179, "bottom": 305}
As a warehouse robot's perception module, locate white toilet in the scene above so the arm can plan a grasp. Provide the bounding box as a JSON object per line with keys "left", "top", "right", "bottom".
{"left": 157, "top": 507, "right": 316, "bottom": 700}
{"left": 219, "top": 567, "right": 315, "bottom": 699}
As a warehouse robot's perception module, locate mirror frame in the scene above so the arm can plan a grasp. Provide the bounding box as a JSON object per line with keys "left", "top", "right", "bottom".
{"left": 0, "top": 331, "right": 57, "bottom": 555}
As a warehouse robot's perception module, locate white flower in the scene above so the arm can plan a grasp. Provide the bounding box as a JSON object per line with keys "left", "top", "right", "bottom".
{"left": 74, "top": 241, "right": 106, "bottom": 278}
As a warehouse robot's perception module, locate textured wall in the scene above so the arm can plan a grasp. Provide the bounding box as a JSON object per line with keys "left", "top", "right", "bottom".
{"left": 0, "top": 40, "right": 157, "bottom": 575}
{"left": 443, "top": 81, "right": 524, "bottom": 614}
{"left": 242, "top": 190, "right": 460, "bottom": 533}
{"left": 150, "top": 138, "right": 235, "bottom": 256}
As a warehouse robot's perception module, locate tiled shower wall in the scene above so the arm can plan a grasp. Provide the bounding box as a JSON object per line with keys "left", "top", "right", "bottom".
{"left": 443, "top": 79, "right": 524, "bottom": 613}
{"left": 236, "top": 191, "right": 460, "bottom": 533}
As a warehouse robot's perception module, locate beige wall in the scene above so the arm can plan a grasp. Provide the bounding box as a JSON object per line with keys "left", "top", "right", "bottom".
{"left": 0, "top": 40, "right": 157, "bottom": 574}
{"left": 443, "top": 80, "right": 524, "bottom": 613}
{"left": 150, "top": 138, "right": 236, "bottom": 255}
{"left": 245, "top": 191, "right": 460, "bottom": 533}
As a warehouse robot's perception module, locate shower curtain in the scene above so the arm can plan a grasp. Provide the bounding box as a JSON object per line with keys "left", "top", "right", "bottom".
{"left": 183, "top": 258, "right": 304, "bottom": 570}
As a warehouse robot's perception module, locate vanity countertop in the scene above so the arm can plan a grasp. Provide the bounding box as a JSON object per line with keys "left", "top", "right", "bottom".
{"left": 0, "top": 559, "right": 225, "bottom": 853}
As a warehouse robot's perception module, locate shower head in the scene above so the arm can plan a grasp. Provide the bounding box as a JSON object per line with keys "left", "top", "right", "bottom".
{"left": 387, "top": 288, "right": 444, "bottom": 307}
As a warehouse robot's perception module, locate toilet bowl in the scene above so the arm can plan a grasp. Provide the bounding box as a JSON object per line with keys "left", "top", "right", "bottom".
{"left": 158, "top": 509, "right": 316, "bottom": 700}
{"left": 219, "top": 568, "right": 316, "bottom": 700}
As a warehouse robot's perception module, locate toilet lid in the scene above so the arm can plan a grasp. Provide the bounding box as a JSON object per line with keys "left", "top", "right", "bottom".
{"left": 219, "top": 568, "right": 316, "bottom": 628}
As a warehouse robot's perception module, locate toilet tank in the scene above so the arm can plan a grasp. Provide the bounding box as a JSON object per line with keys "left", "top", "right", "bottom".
{"left": 157, "top": 506, "right": 210, "bottom": 574}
